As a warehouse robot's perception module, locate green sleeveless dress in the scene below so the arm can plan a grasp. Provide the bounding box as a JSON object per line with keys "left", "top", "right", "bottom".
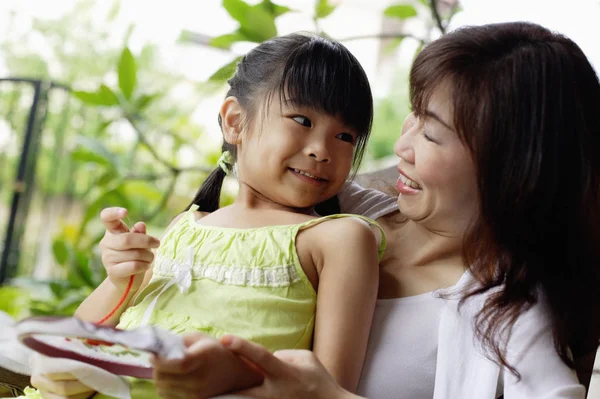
{"left": 21, "top": 207, "right": 385, "bottom": 399}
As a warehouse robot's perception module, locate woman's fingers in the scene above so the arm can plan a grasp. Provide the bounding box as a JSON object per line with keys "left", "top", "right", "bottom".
{"left": 100, "top": 207, "right": 130, "bottom": 234}
{"left": 221, "top": 335, "right": 284, "bottom": 377}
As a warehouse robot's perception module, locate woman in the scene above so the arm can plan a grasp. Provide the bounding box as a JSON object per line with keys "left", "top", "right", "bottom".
{"left": 30, "top": 21, "right": 600, "bottom": 399}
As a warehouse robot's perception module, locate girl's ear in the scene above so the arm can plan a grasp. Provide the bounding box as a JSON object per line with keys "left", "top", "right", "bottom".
{"left": 220, "top": 97, "right": 244, "bottom": 145}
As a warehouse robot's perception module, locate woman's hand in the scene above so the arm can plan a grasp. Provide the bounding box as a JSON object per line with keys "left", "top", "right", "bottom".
{"left": 30, "top": 372, "right": 95, "bottom": 399}
{"left": 151, "top": 333, "right": 264, "bottom": 399}
{"left": 98, "top": 207, "right": 160, "bottom": 292}
{"left": 221, "top": 335, "right": 359, "bottom": 399}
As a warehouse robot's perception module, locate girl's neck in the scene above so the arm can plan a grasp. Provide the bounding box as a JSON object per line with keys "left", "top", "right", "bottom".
{"left": 234, "top": 183, "right": 315, "bottom": 215}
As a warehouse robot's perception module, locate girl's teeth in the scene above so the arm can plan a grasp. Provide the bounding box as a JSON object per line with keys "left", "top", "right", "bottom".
{"left": 294, "top": 169, "right": 319, "bottom": 180}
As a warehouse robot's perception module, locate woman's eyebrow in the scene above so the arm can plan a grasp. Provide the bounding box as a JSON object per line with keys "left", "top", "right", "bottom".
{"left": 425, "top": 109, "right": 454, "bottom": 131}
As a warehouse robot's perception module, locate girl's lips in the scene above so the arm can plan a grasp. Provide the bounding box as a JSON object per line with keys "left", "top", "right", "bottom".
{"left": 290, "top": 168, "right": 327, "bottom": 186}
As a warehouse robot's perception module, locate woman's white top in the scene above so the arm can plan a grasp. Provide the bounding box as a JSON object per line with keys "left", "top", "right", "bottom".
{"left": 357, "top": 292, "right": 444, "bottom": 399}
{"left": 339, "top": 183, "right": 585, "bottom": 398}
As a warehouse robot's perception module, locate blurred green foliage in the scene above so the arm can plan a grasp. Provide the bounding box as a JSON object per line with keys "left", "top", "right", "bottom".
{"left": 0, "top": 0, "right": 454, "bottom": 317}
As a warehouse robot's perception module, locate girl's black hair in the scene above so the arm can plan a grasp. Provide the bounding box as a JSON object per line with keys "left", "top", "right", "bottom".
{"left": 187, "top": 33, "right": 373, "bottom": 215}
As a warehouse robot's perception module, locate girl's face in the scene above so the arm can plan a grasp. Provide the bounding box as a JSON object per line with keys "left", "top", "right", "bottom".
{"left": 234, "top": 95, "right": 357, "bottom": 210}
{"left": 394, "top": 83, "right": 479, "bottom": 233}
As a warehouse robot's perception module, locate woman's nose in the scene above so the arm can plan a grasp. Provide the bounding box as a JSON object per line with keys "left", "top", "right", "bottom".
{"left": 394, "top": 113, "right": 418, "bottom": 163}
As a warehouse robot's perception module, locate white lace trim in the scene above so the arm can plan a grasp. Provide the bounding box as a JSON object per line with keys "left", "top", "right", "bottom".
{"left": 153, "top": 255, "right": 301, "bottom": 287}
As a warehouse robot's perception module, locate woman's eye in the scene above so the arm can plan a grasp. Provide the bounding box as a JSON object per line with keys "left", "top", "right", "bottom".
{"left": 337, "top": 132, "right": 355, "bottom": 143}
{"left": 422, "top": 130, "right": 436, "bottom": 143}
{"left": 292, "top": 116, "right": 312, "bottom": 127}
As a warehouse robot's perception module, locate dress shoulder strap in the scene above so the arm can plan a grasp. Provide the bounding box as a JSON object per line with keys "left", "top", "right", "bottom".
{"left": 296, "top": 214, "right": 386, "bottom": 261}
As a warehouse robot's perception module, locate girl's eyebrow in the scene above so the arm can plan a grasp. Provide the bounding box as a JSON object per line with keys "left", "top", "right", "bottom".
{"left": 425, "top": 109, "right": 454, "bottom": 131}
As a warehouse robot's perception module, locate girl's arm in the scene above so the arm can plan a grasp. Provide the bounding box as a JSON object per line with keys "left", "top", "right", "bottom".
{"left": 309, "top": 218, "right": 380, "bottom": 392}
{"left": 74, "top": 209, "right": 181, "bottom": 325}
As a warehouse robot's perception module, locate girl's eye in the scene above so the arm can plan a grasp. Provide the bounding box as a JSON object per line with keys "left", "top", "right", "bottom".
{"left": 337, "top": 132, "right": 355, "bottom": 144}
{"left": 292, "top": 116, "right": 312, "bottom": 127}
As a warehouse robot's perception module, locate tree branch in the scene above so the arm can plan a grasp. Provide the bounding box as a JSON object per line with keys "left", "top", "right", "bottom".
{"left": 124, "top": 114, "right": 178, "bottom": 172}
{"left": 125, "top": 165, "right": 213, "bottom": 181}
{"left": 339, "top": 33, "right": 427, "bottom": 44}
{"left": 430, "top": 0, "right": 446, "bottom": 34}
{"left": 144, "top": 173, "right": 180, "bottom": 221}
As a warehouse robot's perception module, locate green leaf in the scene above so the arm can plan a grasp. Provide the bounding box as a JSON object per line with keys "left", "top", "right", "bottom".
{"left": 418, "top": 0, "right": 430, "bottom": 6}
{"left": 259, "top": 0, "right": 292, "bottom": 17}
{"left": 107, "top": 0, "right": 121, "bottom": 21}
{"left": 71, "top": 147, "right": 112, "bottom": 168}
{"left": 315, "top": 0, "right": 336, "bottom": 19}
{"left": 121, "top": 181, "right": 163, "bottom": 203}
{"left": 118, "top": 47, "right": 137, "bottom": 100}
{"left": 209, "top": 57, "right": 242, "bottom": 82}
{"left": 134, "top": 93, "right": 161, "bottom": 110}
{"left": 223, "top": 0, "right": 251, "bottom": 24}
{"left": 240, "top": 7, "right": 277, "bottom": 42}
{"left": 73, "top": 136, "right": 120, "bottom": 170}
{"left": 52, "top": 239, "right": 70, "bottom": 266}
{"left": 49, "top": 281, "right": 67, "bottom": 298}
{"left": 73, "top": 85, "right": 119, "bottom": 107}
{"left": 74, "top": 251, "right": 96, "bottom": 288}
{"left": 384, "top": 4, "right": 418, "bottom": 20}
{"left": 209, "top": 32, "right": 248, "bottom": 50}
{"left": 96, "top": 170, "right": 118, "bottom": 187}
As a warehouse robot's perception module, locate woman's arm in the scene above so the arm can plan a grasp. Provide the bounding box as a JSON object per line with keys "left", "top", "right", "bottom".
{"left": 502, "top": 299, "right": 586, "bottom": 399}
{"left": 337, "top": 180, "right": 398, "bottom": 220}
{"left": 309, "top": 218, "right": 380, "bottom": 392}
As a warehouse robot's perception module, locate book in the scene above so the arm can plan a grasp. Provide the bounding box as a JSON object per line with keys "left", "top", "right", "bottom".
{"left": 16, "top": 316, "right": 185, "bottom": 379}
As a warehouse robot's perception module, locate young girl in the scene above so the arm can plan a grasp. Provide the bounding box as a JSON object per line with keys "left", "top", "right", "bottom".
{"left": 27, "top": 33, "right": 385, "bottom": 399}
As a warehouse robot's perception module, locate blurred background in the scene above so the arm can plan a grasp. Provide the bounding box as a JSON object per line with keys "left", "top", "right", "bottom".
{"left": 0, "top": 0, "right": 598, "bottom": 319}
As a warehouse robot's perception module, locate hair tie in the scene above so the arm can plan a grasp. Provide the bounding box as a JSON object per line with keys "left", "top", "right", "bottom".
{"left": 217, "top": 151, "right": 234, "bottom": 175}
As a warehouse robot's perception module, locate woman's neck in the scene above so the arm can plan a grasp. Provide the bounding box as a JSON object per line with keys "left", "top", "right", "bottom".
{"left": 377, "top": 213, "right": 467, "bottom": 298}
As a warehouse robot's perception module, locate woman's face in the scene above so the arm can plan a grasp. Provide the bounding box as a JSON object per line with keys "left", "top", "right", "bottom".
{"left": 394, "top": 83, "right": 479, "bottom": 233}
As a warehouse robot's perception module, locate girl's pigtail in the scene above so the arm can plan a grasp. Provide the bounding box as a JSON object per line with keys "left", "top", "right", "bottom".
{"left": 186, "top": 143, "right": 235, "bottom": 213}
{"left": 186, "top": 167, "right": 227, "bottom": 212}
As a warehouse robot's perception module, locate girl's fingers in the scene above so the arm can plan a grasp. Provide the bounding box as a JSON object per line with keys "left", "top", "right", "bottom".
{"left": 221, "top": 335, "right": 283, "bottom": 377}
{"left": 106, "top": 260, "right": 152, "bottom": 279}
{"left": 100, "top": 208, "right": 130, "bottom": 234}
{"left": 132, "top": 221, "right": 147, "bottom": 234}
{"left": 31, "top": 373, "right": 94, "bottom": 396}
{"left": 101, "top": 232, "right": 160, "bottom": 250}
{"left": 103, "top": 248, "right": 155, "bottom": 264}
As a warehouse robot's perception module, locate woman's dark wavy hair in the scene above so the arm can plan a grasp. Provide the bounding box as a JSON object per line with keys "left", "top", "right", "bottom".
{"left": 410, "top": 22, "right": 600, "bottom": 378}
{"left": 187, "top": 32, "right": 373, "bottom": 215}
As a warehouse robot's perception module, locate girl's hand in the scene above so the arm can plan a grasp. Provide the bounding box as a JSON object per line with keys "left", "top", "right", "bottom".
{"left": 151, "top": 333, "right": 264, "bottom": 399}
{"left": 98, "top": 207, "right": 160, "bottom": 292}
{"left": 221, "top": 335, "right": 358, "bottom": 399}
{"left": 30, "top": 371, "right": 95, "bottom": 399}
